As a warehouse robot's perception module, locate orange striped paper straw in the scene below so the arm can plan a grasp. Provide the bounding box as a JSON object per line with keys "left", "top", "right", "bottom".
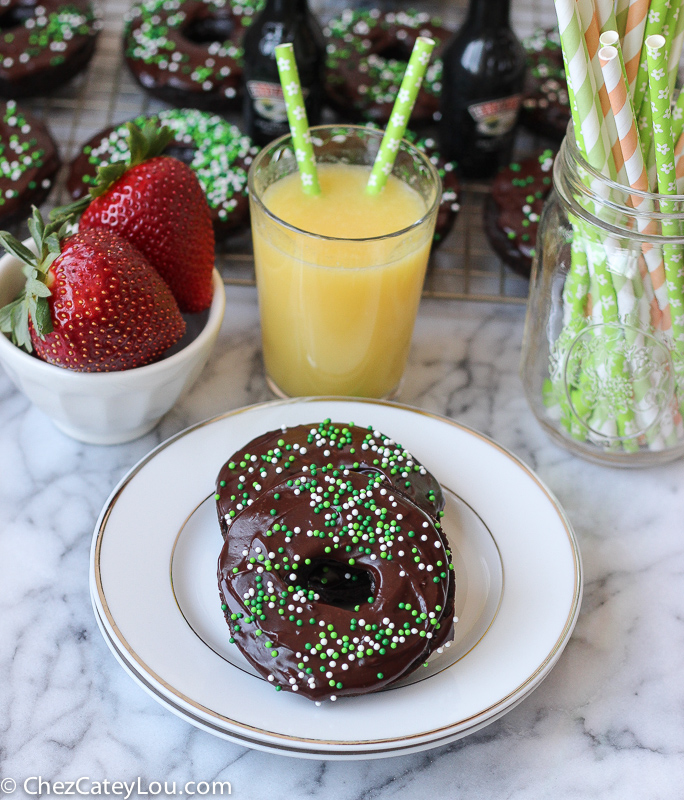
{"left": 599, "top": 43, "right": 669, "bottom": 329}
{"left": 615, "top": 0, "right": 631, "bottom": 38}
{"left": 576, "top": 0, "right": 624, "bottom": 177}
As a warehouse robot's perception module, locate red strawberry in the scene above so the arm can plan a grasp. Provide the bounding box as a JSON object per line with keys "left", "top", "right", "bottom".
{"left": 78, "top": 121, "right": 215, "bottom": 313}
{"left": 0, "top": 210, "right": 185, "bottom": 372}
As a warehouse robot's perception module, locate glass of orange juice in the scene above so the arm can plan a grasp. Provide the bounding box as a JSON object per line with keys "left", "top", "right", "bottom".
{"left": 248, "top": 125, "right": 441, "bottom": 398}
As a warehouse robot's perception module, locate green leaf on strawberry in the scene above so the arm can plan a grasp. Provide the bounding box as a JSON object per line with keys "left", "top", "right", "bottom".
{"left": 0, "top": 206, "right": 75, "bottom": 349}
{"left": 89, "top": 121, "right": 175, "bottom": 199}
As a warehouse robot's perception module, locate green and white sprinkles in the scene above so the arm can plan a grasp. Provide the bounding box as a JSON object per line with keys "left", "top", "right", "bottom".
{"left": 486, "top": 148, "right": 555, "bottom": 276}
{"left": 0, "top": 100, "right": 59, "bottom": 225}
{"left": 274, "top": 42, "right": 320, "bottom": 196}
{"left": 1, "top": 102, "right": 48, "bottom": 198}
{"left": 0, "top": 1, "right": 100, "bottom": 72}
{"left": 216, "top": 420, "right": 445, "bottom": 528}
{"left": 76, "top": 109, "right": 258, "bottom": 225}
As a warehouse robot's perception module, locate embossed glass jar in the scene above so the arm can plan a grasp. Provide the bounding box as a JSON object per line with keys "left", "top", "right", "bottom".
{"left": 521, "top": 127, "right": 684, "bottom": 467}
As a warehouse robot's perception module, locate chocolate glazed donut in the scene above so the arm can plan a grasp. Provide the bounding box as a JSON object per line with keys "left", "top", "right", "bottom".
{"left": 67, "top": 108, "right": 258, "bottom": 239}
{"left": 218, "top": 470, "right": 455, "bottom": 701}
{"left": 124, "top": 0, "right": 262, "bottom": 111}
{"left": 484, "top": 148, "right": 556, "bottom": 278}
{"left": 0, "top": 100, "right": 60, "bottom": 227}
{"left": 215, "top": 420, "right": 445, "bottom": 539}
{"left": 0, "top": 0, "right": 100, "bottom": 98}
{"left": 323, "top": 9, "right": 450, "bottom": 126}
{"left": 520, "top": 28, "right": 570, "bottom": 142}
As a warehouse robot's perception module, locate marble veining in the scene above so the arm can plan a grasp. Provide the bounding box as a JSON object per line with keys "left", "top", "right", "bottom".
{"left": 1, "top": 288, "right": 683, "bottom": 798}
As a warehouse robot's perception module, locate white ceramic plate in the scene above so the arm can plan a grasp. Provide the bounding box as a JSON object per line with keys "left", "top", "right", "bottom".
{"left": 90, "top": 398, "right": 582, "bottom": 759}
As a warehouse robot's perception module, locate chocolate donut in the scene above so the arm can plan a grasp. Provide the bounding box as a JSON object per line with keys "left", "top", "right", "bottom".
{"left": 324, "top": 9, "right": 450, "bottom": 125}
{"left": 0, "top": 0, "right": 100, "bottom": 98}
{"left": 520, "top": 28, "right": 570, "bottom": 141}
{"left": 0, "top": 100, "right": 60, "bottom": 227}
{"left": 484, "top": 148, "right": 555, "bottom": 278}
{"left": 124, "top": 0, "right": 263, "bottom": 111}
{"left": 217, "top": 469, "right": 455, "bottom": 701}
{"left": 215, "top": 420, "right": 445, "bottom": 539}
{"left": 67, "top": 108, "right": 258, "bottom": 239}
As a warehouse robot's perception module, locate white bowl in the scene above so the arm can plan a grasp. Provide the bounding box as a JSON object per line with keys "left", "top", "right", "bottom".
{"left": 0, "top": 244, "right": 226, "bottom": 445}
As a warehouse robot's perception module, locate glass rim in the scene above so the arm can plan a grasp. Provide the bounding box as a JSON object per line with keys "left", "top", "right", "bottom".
{"left": 564, "top": 120, "right": 684, "bottom": 205}
{"left": 247, "top": 123, "right": 442, "bottom": 243}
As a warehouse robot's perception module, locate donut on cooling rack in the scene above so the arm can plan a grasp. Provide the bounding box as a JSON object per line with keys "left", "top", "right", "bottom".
{"left": 0, "top": 100, "right": 60, "bottom": 227}
{"left": 484, "top": 148, "right": 556, "bottom": 278}
{"left": 520, "top": 28, "right": 570, "bottom": 141}
{"left": 324, "top": 9, "right": 451, "bottom": 125}
{"left": 217, "top": 467, "right": 455, "bottom": 701}
{"left": 215, "top": 420, "right": 446, "bottom": 539}
{"left": 0, "top": 0, "right": 100, "bottom": 98}
{"left": 124, "top": 0, "right": 262, "bottom": 111}
{"left": 67, "top": 108, "right": 258, "bottom": 239}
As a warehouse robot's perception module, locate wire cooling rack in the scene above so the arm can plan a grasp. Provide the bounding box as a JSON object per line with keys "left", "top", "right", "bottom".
{"left": 17, "top": 0, "right": 558, "bottom": 304}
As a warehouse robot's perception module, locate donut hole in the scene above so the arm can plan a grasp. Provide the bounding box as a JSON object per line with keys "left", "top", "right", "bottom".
{"left": 0, "top": 2, "right": 36, "bottom": 30}
{"left": 182, "top": 14, "right": 234, "bottom": 45}
{"left": 374, "top": 42, "right": 414, "bottom": 64}
{"left": 305, "top": 560, "right": 374, "bottom": 609}
{"left": 163, "top": 143, "right": 196, "bottom": 167}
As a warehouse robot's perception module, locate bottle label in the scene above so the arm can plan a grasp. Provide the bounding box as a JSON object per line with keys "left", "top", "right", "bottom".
{"left": 467, "top": 95, "right": 522, "bottom": 137}
{"left": 247, "top": 80, "right": 288, "bottom": 123}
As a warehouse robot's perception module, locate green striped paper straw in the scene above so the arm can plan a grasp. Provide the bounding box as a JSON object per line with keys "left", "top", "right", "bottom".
{"left": 647, "top": 34, "right": 684, "bottom": 359}
{"left": 595, "top": 0, "right": 618, "bottom": 33}
{"left": 615, "top": 0, "right": 630, "bottom": 39}
{"left": 274, "top": 43, "right": 320, "bottom": 196}
{"left": 555, "top": 0, "right": 609, "bottom": 174}
{"left": 366, "top": 36, "right": 435, "bottom": 195}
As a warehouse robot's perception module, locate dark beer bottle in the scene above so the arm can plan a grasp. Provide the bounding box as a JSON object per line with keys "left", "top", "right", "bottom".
{"left": 439, "top": 0, "right": 527, "bottom": 178}
{"left": 242, "top": 0, "right": 325, "bottom": 146}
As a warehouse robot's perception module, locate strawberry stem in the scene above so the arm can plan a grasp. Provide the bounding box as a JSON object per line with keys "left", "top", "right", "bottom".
{"left": 89, "top": 120, "right": 174, "bottom": 199}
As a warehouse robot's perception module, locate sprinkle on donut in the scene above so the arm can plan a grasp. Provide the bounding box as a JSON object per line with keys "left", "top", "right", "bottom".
{"left": 324, "top": 9, "right": 450, "bottom": 125}
{"left": 0, "top": 100, "right": 60, "bottom": 227}
{"left": 124, "top": 0, "right": 264, "bottom": 110}
{"left": 217, "top": 468, "right": 455, "bottom": 701}
{"left": 67, "top": 108, "right": 258, "bottom": 238}
{"left": 0, "top": 0, "right": 101, "bottom": 98}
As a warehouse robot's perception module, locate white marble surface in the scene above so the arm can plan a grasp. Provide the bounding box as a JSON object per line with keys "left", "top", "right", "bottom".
{"left": 1, "top": 287, "right": 684, "bottom": 798}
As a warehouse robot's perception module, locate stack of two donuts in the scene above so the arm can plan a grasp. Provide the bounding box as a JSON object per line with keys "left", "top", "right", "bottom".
{"left": 215, "top": 420, "right": 456, "bottom": 702}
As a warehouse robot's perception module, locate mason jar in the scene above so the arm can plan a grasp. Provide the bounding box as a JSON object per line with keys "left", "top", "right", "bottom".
{"left": 521, "top": 125, "right": 684, "bottom": 467}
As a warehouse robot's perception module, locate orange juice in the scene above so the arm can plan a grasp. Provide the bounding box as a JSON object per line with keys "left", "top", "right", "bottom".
{"left": 251, "top": 162, "right": 437, "bottom": 398}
